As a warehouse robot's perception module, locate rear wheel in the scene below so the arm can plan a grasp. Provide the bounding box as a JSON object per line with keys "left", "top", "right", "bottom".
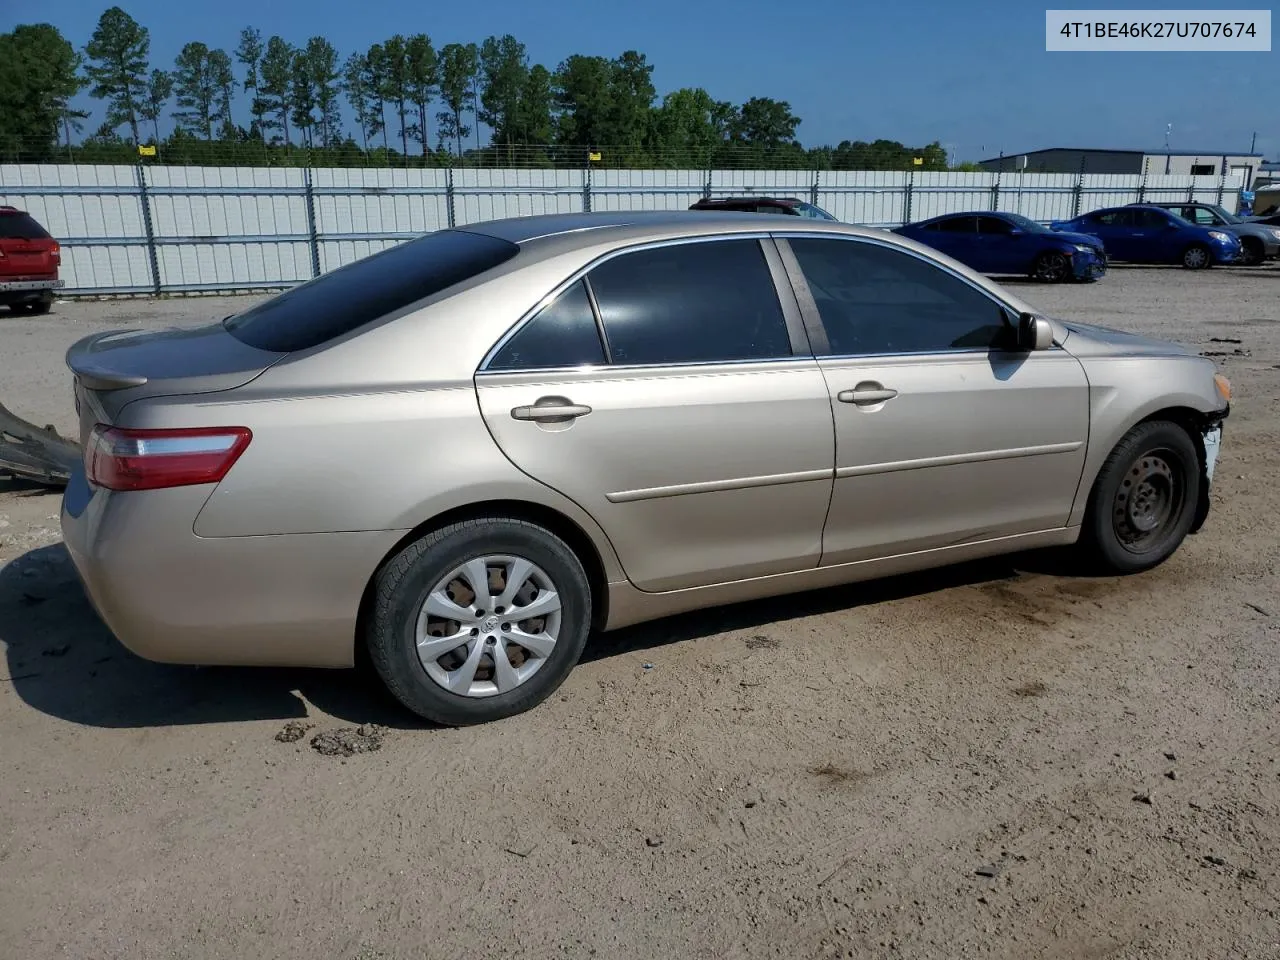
{"left": 26, "top": 297, "right": 52, "bottom": 315}
{"left": 1031, "top": 251, "right": 1071, "bottom": 283}
{"left": 1079, "top": 420, "right": 1200, "bottom": 574}
{"left": 365, "top": 517, "right": 592, "bottom": 725}
{"left": 1181, "top": 244, "right": 1211, "bottom": 269}
{"left": 1239, "top": 238, "right": 1265, "bottom": 266}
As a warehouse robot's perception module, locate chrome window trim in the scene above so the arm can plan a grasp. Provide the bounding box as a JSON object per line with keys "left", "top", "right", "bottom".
{"left": 477, "top": 231, "right": 797, "bottom": 375}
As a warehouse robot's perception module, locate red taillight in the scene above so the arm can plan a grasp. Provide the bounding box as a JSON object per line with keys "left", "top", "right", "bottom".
{"left": 85, "top": 425, "right": 252, "bottom": 491}
{"left": 50, "top": 242, "right": 60, "bottom": 265}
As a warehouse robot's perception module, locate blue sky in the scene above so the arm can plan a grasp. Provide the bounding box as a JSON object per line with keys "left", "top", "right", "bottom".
{"left": 5, "top": 0, "right": 1274, "bottom": 161}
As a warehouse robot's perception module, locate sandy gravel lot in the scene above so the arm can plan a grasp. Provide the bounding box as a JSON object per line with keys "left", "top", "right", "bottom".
{"left": 2, "top": 266, "right": 1278, "bottom": 960}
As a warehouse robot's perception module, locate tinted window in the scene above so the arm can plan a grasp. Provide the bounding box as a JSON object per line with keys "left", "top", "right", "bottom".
{"left": 223, "top": 230, "right": 519, "bottom": 352}
{"left": 587, "top": 239, "right": 792, "bottom": 365}
{"left": 0, "top": 212, "right": 52, "bottom": 239}
{"left": 488, "top": 281, "right": 605, "bottom": 370}
{"left": 787, "top": 237, "right": 1014, "bottom": 356}
{"left": 934, "top": 217, "right": 976, "bottom": 233}
{"left": 1089, "top": 210, "right": 1126, "bottom": 226}
{"left": 1136, "top": 209, "right": 1172, "bottom": 228}
{"left": 976, "top": 216, "right": 1014, "bottom": 235}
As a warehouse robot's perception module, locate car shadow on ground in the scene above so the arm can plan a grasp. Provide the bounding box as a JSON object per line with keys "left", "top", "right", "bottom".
{"left": 0, "top": 531, "right": 1089, "bottom": 732}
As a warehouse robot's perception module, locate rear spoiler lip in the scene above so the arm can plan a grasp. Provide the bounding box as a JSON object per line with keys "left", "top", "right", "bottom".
{"left": 65, "top": 329, "right": 150, "bottom": 391}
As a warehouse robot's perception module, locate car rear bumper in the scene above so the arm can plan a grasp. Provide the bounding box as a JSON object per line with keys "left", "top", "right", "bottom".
{"left": 0, "top": 278, "right": 63, "bottom": 291}
{"left": 60, "top": 467, "right": 405, "bottom": 668}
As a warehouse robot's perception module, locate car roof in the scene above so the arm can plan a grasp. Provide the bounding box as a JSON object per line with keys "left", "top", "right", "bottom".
{"left": 459, "top": 209, "right": 867, "bottom": 254}
{"left": 694, "top": 196, "right": 803, "bottom": 205}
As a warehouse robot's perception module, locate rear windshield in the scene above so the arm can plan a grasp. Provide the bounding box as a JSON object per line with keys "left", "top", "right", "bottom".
{"left": 223, "top": 229, "right": 519, "bottom": 352}
{"left": 0, "top": 212, "right": 52, "bottom": 240}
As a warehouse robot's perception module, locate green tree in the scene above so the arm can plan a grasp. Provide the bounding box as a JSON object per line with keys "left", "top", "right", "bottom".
{"left": 650, "top": 87, "right": 733, "bottom": 157}
{"left": 172, "top": 42, "right": 232, "bottom": 140}
{"left": 258, "top": 36, "right": 295, "bottom": 145}
{"left": 436, "top": 42, "right": 478, "bottom": 155}
{"left": 83, "top": 6, "right": 150, "bottom": 144}
{"left": 378, "top": 35, "right": 412, "bottom": 156}
{"left": 606, "top": 50, "right": 654, "bottom": 151}
{"left": 0, "top": 24, "right": 86, "bottom": 158}
{"left": 518, "top": 64, "right": 554, "bottom": 147}
{"left": 404, "top": 34, "right": 437, "bottom": 155}
{"left": 364, "top": 43, "right": 391, "bottom": 151}
{"left": 731, "top": 96, "right": 800, "bottom": 147}
{"left": 552, "top": 54, "right": 612, "bottom": 147}
{"left": 235, "top": 27, "right": 266, "bottom": 137}
{"left": 342, "top": 52, "right": 374, "bottom": 150}
{"left": 298, "top": 37, "right": 341, "bottom": 146}
{"left": 479, "top": 34, "right": 528, "bottom": 155}
{"left": 140, "top": 68, "right": 171, "bottom": 144}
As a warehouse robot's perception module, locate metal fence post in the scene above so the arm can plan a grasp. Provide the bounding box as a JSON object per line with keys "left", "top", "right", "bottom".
{"left": 1137, "top": 157, "right": 1148, "bottom": 204}
{"left": 903, "top": 168, "right": 914, "bottom": 224}
{"left": 811, "top": 169, "right": 820, "bottom": 207}
{"left": 302, "top": 164, "right": 321, "bottom": 279}
{"left": 703, "top": 166, "right": 712, "bottom": 201}
{"left": 1072, "top": 156, "right": 1085, "bottom": 218}
{"left": 582, "top": 158, "right": 592, "bottom": 213}
{"left": 991, "top": 169, "right": 1001, "bottom": 211}
{"left": 135, "top": 161, "right": 162, "bottom": 296}
{"left": 1216, "top": 155, "right": 1226, "bottom": 206}
{"left": 445, "top": 164, "right": 457, "bottom": 228}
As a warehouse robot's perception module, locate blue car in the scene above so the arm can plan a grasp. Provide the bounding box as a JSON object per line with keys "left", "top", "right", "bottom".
{"left": 1051, "top": 204, "right": 1241, "bottom": 270}
{"left": 892, "top": 211, "right": 1107, "bottom": 283}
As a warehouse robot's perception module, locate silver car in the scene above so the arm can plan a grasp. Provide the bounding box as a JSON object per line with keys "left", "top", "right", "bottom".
{"left": 60, "top": 212, "right": 1232, "bottom": 725}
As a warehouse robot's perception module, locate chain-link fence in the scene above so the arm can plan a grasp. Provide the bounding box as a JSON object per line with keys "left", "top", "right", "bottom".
{"left": 0, "top": 155, "right": 1247, "bottom": 296}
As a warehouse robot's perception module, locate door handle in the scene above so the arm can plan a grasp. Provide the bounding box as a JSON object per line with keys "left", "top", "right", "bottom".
{"left": 837, "top": 385, "right": 898, "bottom": 405}
{"left": 510, "top": 396, "right": 593, "bottom": 423}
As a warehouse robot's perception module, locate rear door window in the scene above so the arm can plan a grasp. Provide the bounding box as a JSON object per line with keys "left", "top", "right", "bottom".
{"left": 586, "top": 239, "right": 793, "bottom": 366}
{"left": 0, "top": 212, "right": 53, "bottom": 240}
{"left": 223, "top": 229, "right": 519, "bottom": 352}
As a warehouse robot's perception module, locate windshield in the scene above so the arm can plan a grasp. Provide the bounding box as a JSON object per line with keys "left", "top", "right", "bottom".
{"left": 1208, "top": 205, "right": 1242, "bottom": 224}
{"left": 792, "top": 201, "right": 838, "bottom": 221}
{"left": 1004, "top": 213, "right": 1048, "bottom": 233}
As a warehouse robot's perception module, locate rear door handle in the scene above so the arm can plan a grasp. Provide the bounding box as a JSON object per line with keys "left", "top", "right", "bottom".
{"left": 510, "top": 397, "right": 593, "bottom": 423}
{"left": 837, "top": 385, "right": 898, "bottom": 405}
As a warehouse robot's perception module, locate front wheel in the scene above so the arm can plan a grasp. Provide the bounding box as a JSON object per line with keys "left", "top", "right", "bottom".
{"left": 1239, "top": 238, "right": 1265, "bottom": 267}
{"left": 1031, "top": 250, "right": 1071, "bottom": 283}
{"left": 1181, "top": 244, "right": 1211, "bottom": 269}
{"left": 365, "top": 517, "right": 592, "bottom": 726}
{"left": 1079, "top": 420, "right": 1201, "bottom": 575}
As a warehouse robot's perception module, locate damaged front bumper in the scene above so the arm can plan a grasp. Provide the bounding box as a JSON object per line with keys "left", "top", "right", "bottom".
{"left": 1190, "top": 406, "right": 1228, "bottom": 535}
{"left": 0, "top": 400, "right": 80, "bottom": 487}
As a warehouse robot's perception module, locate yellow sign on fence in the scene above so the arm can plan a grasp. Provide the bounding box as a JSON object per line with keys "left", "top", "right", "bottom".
{"left": 138, "top": 144, "right": 157, "bottom": 157}
{"left": 912, "top": 156, "right": 923, "bottom": 165}
{"left": 588, "top": 151, "right": 602, "bottom": 162}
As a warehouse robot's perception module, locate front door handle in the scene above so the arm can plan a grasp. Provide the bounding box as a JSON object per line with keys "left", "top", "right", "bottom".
{"left": 837, "top": 384, "right": 898, "bottom": 405}
{"left": 510, "top": 396, "right": 593, "bottom": 423}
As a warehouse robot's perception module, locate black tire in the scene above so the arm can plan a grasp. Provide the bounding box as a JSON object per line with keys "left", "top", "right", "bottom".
{"left": 1079, "top": 420, "right": 1200, "bottom": 575}
{"left": 1181, "top": 244, "right": 1211, "bottom": 269}
{"left": 1239, "top": 238, "right": 1265, "bottom": 267}
{"left": 26, "top": 298, "right": 52, "bottom": 315}
{"left": 1031, "top": 250, "right": 1071, "bottom": 283}
{"left": 365, "top": 517, "right": 592, "bottom": 726}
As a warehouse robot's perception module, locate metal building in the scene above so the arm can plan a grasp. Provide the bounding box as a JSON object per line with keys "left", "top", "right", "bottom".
{"left": 979, "top": 148, "right": 1264, "bottom": 186}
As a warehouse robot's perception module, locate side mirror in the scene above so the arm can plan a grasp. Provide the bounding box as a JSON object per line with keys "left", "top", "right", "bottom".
{"left": 1017, "top": 312, "right": 1054, "bottom": 351}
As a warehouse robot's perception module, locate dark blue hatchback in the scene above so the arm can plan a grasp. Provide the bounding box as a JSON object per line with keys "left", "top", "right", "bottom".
{"left": 1051, "top": 204, "right": 1242, "bottom": 269}
{"left": 893, "top": 211, "right": 1107, "bottom": 283}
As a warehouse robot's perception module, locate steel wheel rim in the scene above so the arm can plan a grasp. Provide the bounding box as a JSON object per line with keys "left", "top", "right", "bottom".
{"left": 415, "top": 554, "right": 562, "bottom": 698}
{"left": 1185, "top": 247, "right": 1208, "bottom": 268}
{"left": 1036, "top": 252, "right": 1069, "bottom": 281}
{"left": 1112, "top": 449, "right": 1185, "bottom": 553}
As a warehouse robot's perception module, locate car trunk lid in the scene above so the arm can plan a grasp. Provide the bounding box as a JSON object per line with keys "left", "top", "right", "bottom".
{"left": 66, "top": 323, "right": 286, "bottom": 446}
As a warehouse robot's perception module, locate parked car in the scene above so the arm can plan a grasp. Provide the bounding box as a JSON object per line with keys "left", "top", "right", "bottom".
{"left": 1052, "top": 204, "right": 1241, "bottom": 269}
{"left": 0, "top": 206, "right": 62, "bottom": 314}
{"left": 689, "top": 196, "right": 839, "bottom": 220}
{"left": 61, "top": 212, "right": 1231, "bottom": 726}
{"left": 1137, "top": 201, "right": 1280, "bottom": 266}
{"left": 1245, "top": 213, "right": 1280, "bottom": 227}
{"left": 892, "top": 211, "right": 1106, "bottom": 282}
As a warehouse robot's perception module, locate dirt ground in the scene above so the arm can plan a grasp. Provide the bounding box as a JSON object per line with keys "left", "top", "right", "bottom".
{"left": 2, "top": 266, "right": 1278, "bottom": 960}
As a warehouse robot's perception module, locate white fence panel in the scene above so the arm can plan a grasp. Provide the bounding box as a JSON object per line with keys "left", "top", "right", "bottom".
{"left": 592, "top": 169, "right": 703, "bottom": 211}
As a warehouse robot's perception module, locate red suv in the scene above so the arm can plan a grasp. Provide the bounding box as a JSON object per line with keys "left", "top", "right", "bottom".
{"left": 1, "top": 206, "right": 62, "bottom": 314}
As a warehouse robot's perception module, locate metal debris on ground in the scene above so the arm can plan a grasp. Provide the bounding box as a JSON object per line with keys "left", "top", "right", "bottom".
{"left": 274, "top": 720, "right": 314, "bottom": 743}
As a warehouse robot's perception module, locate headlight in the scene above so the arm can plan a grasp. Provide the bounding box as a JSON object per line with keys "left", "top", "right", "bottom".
{"left": 1207, "top": 231, "right": 1231, "bottom": 242}
{"left": 1071, "top": 243, "right": 1093, "bottom": 254}
{"left": 1269, "top": 228, "right": 1280, "bottom": 240}
{"left": 1214, "top": 373, "right": 1231, "bottom": 405}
